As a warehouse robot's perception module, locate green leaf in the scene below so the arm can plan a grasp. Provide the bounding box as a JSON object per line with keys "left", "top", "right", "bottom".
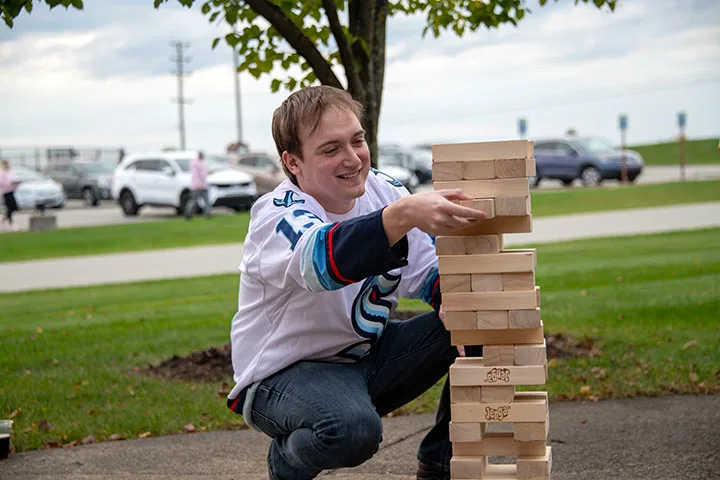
{"left": 201, "top": 3, "right": 211, "bottom": 15}
{"left": 211, "top": 37, "right": 220, "bottom": 49}
{"left": 270, "top": 79, "right": 282, "bottom": 92}
{"left": 70, "top": 0, "right": 83, "bottom": 9}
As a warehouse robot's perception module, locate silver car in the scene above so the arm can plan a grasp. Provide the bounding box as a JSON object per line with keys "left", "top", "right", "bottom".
{"left": 7, "top": 167, "right": 66, "bottom": 210}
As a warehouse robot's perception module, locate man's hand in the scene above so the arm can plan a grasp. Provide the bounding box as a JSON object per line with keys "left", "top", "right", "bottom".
{"left": 383, "top": 189, "right": 487, "bottom": 245}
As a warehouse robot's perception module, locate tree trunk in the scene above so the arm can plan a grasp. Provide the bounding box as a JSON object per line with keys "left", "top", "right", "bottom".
{"left": 348, "top": 0, "right": 387, "bottom": 169}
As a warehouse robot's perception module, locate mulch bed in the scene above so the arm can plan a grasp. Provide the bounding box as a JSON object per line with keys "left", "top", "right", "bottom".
{"left": 144, "top": 311, "right": 600, "bottom": 383}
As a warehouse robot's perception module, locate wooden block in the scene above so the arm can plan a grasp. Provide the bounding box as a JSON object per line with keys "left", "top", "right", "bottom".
{"left": 471, "top": 274, "right": 503, "bottom": 292}
{"left": 458, "top": 198, "right": 495, "bottom": 218}
{"left": 450, "top": 421, "right": 486, "bottom": 443}
{"left": 483, "top": 464, "right": 519, "bottom": 480}
{"left": 514, "top": 341, "right": 547, "bottom": 366}
{"left": 438, "top": 251, "right": 535, "bottom": 275}
{"left": 514, "top": 412, "right": 550, "bottom": 442}
{"left": 443, "top": 311, "right": 479, "bottom": 330}
{"left": 433, "top": 178, "right": 530, "bottom": 198}
{"left": 526, "top": 157, "right": 537, "bottom": 177}
{"left": 451, "top": 323, "right": 545, "bottom": 346}
{"left": 452, "top": 432, "right": 547, "bottom": 457}
{"left": 495, "top": 158, "right": 529, "bottom": 178}
{"left": 441, "top": 274, "right": 472, "bottom": 293}
{"left": 502, "top": 248, "right": 537, "bottom": 268}
{"left": 432, "top": 140, "right": 532, "bottom": 162}
{"left": 517, "top": 446, "right": 552, "bottom": 480}
{"left": 451, "top": 385, "right": 484, "bottom": 404}
{"left": 476, "top": 311, "right": 509, "bottom": 329}
{"left": 432, "top": 161, "right": 463, "bottom": 181}
{"left": 445, "top": 215, "right": 532, "bottom": 236}
{"left": 462, "top": 160, "right": 495, "bottom": 180}
{"left": 436, "top": 236, "right": 466, "bottom": 255}
{"left": 509, "top": 308, "right": 542, "bottom": 329}
{"left": 449, "top": 365, "right": 547, "bottom": 387}
{"left": 442, "top": 290, "right": 538, "bottom": 311}
{"left": 465, "top": 234, "right": 503, "bottom": 254}
{"left": 482, "top": 345, "right": 515, "bottom": 365}
{"left": 481, "top": 386, "right": 515, "bottom": 403}
{"left": 536, "top": 286, "right": 541, "bottom": 306}
{"left": 495, "top": 196, "right": 531, "bottom": 216}
{"left": 450, "top": 455, "right": 488, "bottom": 479}
{"left": 502, "top": 272, "right": 535, "bottom": 291}
{"left": 451, "top": 396, "right": 548, "bottom": 423}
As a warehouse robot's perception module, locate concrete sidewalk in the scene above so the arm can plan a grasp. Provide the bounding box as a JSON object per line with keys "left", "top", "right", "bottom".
{"left": 1, "top": 202, "right": 719, "bottom": 293}
{"left": 2, "top": 395, "right": 718, "bottom": 480}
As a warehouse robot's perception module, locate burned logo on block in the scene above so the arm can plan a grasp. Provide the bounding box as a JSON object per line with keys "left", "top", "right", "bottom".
{"left": 485, "top": 368, "right": 511, "bottom": 383}
{"left": 485, "top": 406, "right": 511, "bottom": 421}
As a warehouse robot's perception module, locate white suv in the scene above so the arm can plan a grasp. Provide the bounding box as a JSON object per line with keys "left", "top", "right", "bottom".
{"left": 111, "top": 151, "right": 257, "bottom": 216}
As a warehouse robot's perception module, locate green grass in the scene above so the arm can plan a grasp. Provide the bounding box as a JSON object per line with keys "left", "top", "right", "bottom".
{"left": 630, "top": 137, "right": 719, "bottom": 165}
{"left": 2, "top": 180, "right": 720, "bottom": 263}
{"left": 0, "top": 213, "right": 251, "bottom": 263}
{"left": 2, "top": 228, "right": 719, "bottom": 451}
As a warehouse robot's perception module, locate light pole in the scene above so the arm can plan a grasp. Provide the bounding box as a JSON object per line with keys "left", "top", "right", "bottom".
{"left": 232, "top": 31, "right": 243, "bottom": 146}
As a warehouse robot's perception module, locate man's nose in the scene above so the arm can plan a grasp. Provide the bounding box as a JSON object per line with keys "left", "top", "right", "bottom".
{"left": 343, "top": 145, "right": 362, "bottom": 166}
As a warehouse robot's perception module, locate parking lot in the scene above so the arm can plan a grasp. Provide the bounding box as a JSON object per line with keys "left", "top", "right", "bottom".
{"left": 3, "top": 165, "right": 719, "bottom": 232}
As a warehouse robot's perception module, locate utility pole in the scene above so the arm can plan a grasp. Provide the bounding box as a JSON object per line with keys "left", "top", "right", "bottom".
{"left": 170, "top": 41, "right": 192, "bottom": 150}
{"left": 231, "top": 36, "right": 244, "bottom": 146}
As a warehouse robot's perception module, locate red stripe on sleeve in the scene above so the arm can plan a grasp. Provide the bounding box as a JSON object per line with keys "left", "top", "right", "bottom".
{"left": 327, "top": 223, "right": 354, "bottom": 284}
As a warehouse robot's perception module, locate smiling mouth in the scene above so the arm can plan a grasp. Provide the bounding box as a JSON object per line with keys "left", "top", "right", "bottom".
{"left": 338, "top": 170, "right": 360, "bottom": 180}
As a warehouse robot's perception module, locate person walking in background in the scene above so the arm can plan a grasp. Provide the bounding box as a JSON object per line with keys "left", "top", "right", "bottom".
{"left": 0, "top": 160, "right": 19, "bottom": 232}
{"left": 185, "top": 151, "right": 211, "bottom": 219}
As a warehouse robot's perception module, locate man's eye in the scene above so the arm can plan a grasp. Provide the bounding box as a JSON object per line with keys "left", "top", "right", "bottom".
{"left": 324, "top": 147, "right": 338, "bottom": 155}
{"left": 353, "top": 138, "right": 365, "bottom": 145}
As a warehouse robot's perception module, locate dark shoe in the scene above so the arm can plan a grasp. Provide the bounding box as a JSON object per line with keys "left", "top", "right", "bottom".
{"left": 417, "top": 461, "right": 450, "bottom": 480}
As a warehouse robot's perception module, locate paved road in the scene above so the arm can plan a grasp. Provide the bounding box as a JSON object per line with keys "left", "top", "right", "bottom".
{"left": 4, "top": 165, "right": 719, "bottom": 232}
{"left": 1, "top": 202, "right": 719, "bottom": 293}
{"left": 2, "top": 395, "right": 718, "bottom": 480}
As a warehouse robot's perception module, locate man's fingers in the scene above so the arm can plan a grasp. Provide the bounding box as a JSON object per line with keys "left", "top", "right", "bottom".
{"left": 437, "top": 189, "right": 474, "bottom": 202}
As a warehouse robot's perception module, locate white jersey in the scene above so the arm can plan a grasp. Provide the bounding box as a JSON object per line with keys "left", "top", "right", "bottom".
{"left": 228, "top": 170, "right": 440, "bottom": 404}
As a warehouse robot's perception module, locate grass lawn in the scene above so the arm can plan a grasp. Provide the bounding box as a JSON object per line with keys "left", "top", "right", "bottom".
{"left": 2, "top": 179, "right": 720, "bottom": 263}
{"left": 630, "top": 137, "right": 719, "bottom": 166}
{"left": 2, "top": 228, "right": 718, "bottom": 451}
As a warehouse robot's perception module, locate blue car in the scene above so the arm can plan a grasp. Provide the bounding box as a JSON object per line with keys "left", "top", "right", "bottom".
{"left": 531, "top": 137, "right": 644, "bottom": 187}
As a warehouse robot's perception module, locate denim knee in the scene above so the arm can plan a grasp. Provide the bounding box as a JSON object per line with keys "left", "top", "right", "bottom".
{"left": 318, "top": 409, "right": 383, "bottom": 468}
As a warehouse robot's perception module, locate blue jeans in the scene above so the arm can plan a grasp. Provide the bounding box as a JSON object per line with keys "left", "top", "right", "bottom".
{"left": 185, "top": 189, "right": 210, "bottom": 218}
{"left": 245, "top": 311, "right": 460, "bottom": 479}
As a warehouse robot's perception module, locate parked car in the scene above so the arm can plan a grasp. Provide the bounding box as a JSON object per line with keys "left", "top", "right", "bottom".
{"left": 111, "top": 151, "right": 257, "bottom": 216}
{"left": 377, "top": 153, "right": 420, "bottom": 193}
{"left": 532, "top": 137, "right": 644, "bottom": 187}
{"left": 379, "top": 145, "right": 433, "bottom": 184}
{"left": 5, "top": 167, "right": 66, "bottom": 210}
{"left": 219, "top": 152, "right": 286, "bottom": 196}
{"left": 45, "top": 161, "right": 115, "bottom": 206}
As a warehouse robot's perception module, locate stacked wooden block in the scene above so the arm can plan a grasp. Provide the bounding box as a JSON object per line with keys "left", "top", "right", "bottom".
{"left": 432, "top": 140, "right": 551, "bottom": 480}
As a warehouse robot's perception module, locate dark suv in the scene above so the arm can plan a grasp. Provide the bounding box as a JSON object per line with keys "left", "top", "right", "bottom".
{"left": 532, "top": 137, "right": 644, "bottom": 187}
{"left": 45, "top": 162, "right": 115, "bottom": 206}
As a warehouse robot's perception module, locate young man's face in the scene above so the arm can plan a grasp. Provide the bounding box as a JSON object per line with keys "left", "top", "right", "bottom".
{"left": 284, "top": 106, "right": 370, "bottom": 214}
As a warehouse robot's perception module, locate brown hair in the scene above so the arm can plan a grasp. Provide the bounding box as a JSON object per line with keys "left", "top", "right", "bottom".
{"left": 272, "top": 86, "right": 363, "bottom": 185}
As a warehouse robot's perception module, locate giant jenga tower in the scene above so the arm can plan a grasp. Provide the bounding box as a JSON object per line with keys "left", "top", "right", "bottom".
{"left": 432, "top": 140, "right": 551, "bottom": 480}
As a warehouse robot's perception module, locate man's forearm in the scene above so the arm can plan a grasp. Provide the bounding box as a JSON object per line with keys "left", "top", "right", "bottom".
{"left": 382, "top": 198, "right": 414, "bottom": 246}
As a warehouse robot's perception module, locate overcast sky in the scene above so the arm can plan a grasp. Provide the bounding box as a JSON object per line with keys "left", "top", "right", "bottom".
{"left": 1, "top": 0, "right": 718, "bottom": 156}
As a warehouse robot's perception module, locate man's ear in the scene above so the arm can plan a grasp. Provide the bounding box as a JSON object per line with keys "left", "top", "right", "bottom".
{"left": 282, "top": 151, "right": 302, "bottom": 177}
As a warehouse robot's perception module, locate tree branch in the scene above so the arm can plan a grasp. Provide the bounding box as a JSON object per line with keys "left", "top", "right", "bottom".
{"left": 245, "top": 0, "right": 343, "bottom": 89}
{"left": 321, "top": 0, "right": 363, "bottom": 97}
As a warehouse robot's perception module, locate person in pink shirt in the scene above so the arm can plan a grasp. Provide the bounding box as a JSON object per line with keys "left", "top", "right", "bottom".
{"left": 185, "top": 151, "right": 211, "bottom": 219}
{"left": 0, "top": 160, "right": 19, "bottom": 232}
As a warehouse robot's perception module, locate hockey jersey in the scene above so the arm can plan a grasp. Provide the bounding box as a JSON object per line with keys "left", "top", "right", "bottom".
{"left": 227, "top": 169, "right": 440, "bottom": 405}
